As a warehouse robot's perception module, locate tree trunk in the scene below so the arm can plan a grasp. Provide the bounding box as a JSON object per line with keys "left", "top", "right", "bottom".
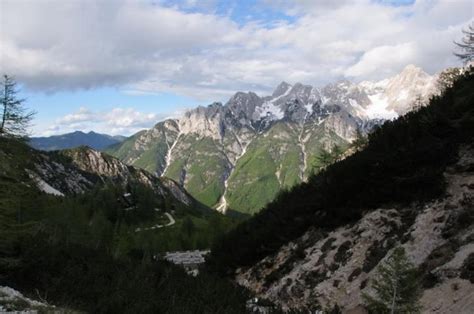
{"left": 390, "top": 280, "right": 397, "bottom": 314}
{"left": 0, "top": 81, "right": 7, "bottom": 134}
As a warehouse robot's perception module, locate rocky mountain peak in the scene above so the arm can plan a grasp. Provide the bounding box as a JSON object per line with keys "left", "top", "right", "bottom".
{"left": 286, "top": 83, "right": 313, "bottom": 102}
{"left": 226, "top": 91, "right": 263, "bottom": 119}
{"left": 384, "top": 64, "right": 439, "bottom": 115}
{"left": 272, "top": 81, "right": 292, "bottom": 98}
{"left": 399, "top": 63, "right": 429, "bottom": 77}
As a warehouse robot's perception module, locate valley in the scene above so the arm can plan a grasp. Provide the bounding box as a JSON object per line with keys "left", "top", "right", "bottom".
{"left": 1, "top": 2, "right": 473, "bottom": 312}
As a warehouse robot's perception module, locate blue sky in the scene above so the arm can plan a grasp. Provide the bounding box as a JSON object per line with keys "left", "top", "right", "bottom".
{"left": 24, "top": 87, "right": 201, "bottom": 136}
{"left": 1, "top": 0, "right": 471, "bottom": 136}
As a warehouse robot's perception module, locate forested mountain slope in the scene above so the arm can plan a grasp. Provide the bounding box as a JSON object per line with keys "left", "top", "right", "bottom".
{"left": 208, "top": 68, "right": 474, "bottom": 312}
{"left": 0, "top": 139, "right": 247, "bottom": 313}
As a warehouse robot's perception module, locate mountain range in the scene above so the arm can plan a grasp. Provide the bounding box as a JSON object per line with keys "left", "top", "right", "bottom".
{"left": 29, "top": 131, "right": 126, "bottom": 151}
{"left": 107, "top": 65, "right": 442, "bottom": 214}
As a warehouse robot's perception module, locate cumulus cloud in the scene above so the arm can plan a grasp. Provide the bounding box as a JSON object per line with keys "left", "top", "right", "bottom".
{"left": 1, "top": 0, "right": 472, "bottom": 100}
{"left": 345, "top": 42, "right": 418, "bottom": 78}
{"left": 57, "top": 107, "right": 100, "bottom": 125}
{"left": 40, "top": 107, "right": 181, "bottom": 136}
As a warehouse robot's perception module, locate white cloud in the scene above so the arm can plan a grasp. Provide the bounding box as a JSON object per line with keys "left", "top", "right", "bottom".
{"left": 39, "top": 107, "right": 182, "bottom": 136}
{"left": 57, "top": 107, "right": 99, "bottom": 125}
{"left": 1, "top": 0, "right": 472, "bottom": 100}
{"left": 345, "top": 42, "right": 418, "bottom": 79}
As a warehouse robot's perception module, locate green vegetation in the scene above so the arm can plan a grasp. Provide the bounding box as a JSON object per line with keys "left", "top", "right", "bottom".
{"left": 209, "top": 68, "right": 474, "bottom": 275}
{"left": 132, "top": 140, "right": 167, "bottom": 173}
{"left": 226, "top": 122, "right": 340, "bottom": 214}
{"left": 350, "top": 128, "right": 369, "bottom": 152}
{"left": 310, "top": 143, "right": 345, "bottom": 173}
{"left": 0, "top": 137, "right": 247, "bottom": 313}
{"left": 0, "top": 75, "right": 35, "bottom": 138}
{"left": 109, "top": 112, "right": 349, "bottom": 214}
{"left": 105, "top": 130, "right": 146, "bottom": 160}
{"left": 363, "top": 247, "right": 421, "bottom": 314}
{"left": 302, "top": 124, "right": 348, "bottom": 178}
{"left": 106, "top": 120, "right": 180, "bottom": 174}
{"left": 165, "top": 134, "right": 228, "bottom": 207}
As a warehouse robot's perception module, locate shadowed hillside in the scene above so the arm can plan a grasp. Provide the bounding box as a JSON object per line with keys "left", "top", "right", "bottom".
{"left": 209, "top": 68, "right": 474, "bottom": 275}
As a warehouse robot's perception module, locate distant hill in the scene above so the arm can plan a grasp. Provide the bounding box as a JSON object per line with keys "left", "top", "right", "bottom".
{"left": 29, "top": 131, "right": 126, "bottom": 151}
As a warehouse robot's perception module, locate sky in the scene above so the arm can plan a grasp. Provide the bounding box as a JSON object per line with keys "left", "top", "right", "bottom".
{"left": 0, "top": 0, "right": 472, "bottom": 136}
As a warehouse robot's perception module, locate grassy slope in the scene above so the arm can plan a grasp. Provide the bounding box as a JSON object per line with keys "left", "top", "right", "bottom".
{"left": 209, "top": 69, "right": 474, "bottom": 274}
{"left": 227, "top": 121, "right": 347, "bottom": 214}
{"left": 106, "top": 121, "right": 180, "bottom": 175}
{"left": 226, "top": 122, "right": 297, "bottom": 214}
{"left": 104, "top": 131, "right": 146, "bottom": 163}
{"left": 107, "top": 115, "right": 348, "bottom": 215}
{"left": 165, "top": 134, "right": 228, "bottom": 207}
{"left": 303, "top": 123, "right": 349, "bottom": 178}
{"left": 105, "top": 130, "right": 167, "bottom": 174}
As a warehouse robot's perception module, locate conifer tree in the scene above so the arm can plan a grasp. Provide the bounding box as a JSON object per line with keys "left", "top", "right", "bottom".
{"left": 312, "top": 147, "right": 333, "bottom": 172}
{"left": 0, "top": 75, "right": 35, "bottom": 138}
{"left": 454, "top": 22, "right": 474, "bottom": 64}
{"left": 331, "top": 144, "right": 344, "bottom": 162}
{"left": 351, "top": 129, "right": 368, "bottom": 152}
{"left": 363, "top": 247, "right": 421, "bottom": 314}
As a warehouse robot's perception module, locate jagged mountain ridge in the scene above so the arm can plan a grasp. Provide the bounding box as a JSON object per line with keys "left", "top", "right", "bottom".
{"left": 26, "top": 145, "right": 198, "bottom": 209}
{"left": 29, "top": 131, "right": 126, "bottom": 151}
{"left": 107, "top": 65, "right": 442, "bottom": 213}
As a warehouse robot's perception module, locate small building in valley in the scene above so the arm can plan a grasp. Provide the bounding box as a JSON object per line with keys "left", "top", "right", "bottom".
{"left": 160, "top": 250, "right": 211, "bottom": 276}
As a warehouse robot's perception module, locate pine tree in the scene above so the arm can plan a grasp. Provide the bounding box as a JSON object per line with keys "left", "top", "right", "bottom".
{"left": 312, "top": 144, "right": 347, "bottom": 173}
{"left": 312, "top": 147, "right": 333, "bottom": 172}
{"left": 0, "top": 75, "right": 35, "bottom": 138}
{"left": 454, "top": 22, "right": 474, "bottom": 64}
{"left": 351, "top": 128, "right": 368, "bottom": 152}
{"left": 437, "top": 67, "right": 463, "bottom": 92}
{"left": 363, "top": 247, "right": 421, "bottom": 314}
{"left": 331, "top": 144, "right": 344, "bottom": 162}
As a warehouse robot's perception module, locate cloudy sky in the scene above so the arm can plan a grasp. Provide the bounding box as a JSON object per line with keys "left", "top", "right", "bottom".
{"left": 0, "top": 0, "right": 472, "bottom": 136}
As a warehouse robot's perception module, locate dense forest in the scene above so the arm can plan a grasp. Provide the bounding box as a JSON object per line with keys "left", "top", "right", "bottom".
{"left": 208, "top": 67, "right": 474, "bottom": 275}
{"left": 0, "top": 139, "right": 249, "bottom": 313}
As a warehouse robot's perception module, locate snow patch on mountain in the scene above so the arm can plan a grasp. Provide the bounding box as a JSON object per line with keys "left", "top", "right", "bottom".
{"left": 256, "top": 84, "right": 292, "bottom": 120}
{"left": 163, "top": 131, "right": 182, "bottom": 176}
{"left": 365, "top": 94, "right": 398, "bottom": 120}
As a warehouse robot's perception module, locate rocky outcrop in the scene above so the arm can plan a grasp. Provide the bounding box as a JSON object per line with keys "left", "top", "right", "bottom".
{"left": 236, "top": 145, "right": 474, "bottom": 313}
{"left": 0, "top": 286, "right": 67, "bottom": 313}
{"left": 30, "top": 146, "right": 196, "bottom": 208}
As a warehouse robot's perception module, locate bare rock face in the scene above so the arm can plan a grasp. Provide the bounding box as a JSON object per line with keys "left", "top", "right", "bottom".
{"left": 236, "top": 145, "right": 474, "bottom": 313}
{"left": 180, "top": 103, "right": 227, "bottom": 140}
{"left": 383, "top": 65, "right": 439, "bottom": 115}
{"left": 30, "top": 146, "right": 195, "bottom": 208}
